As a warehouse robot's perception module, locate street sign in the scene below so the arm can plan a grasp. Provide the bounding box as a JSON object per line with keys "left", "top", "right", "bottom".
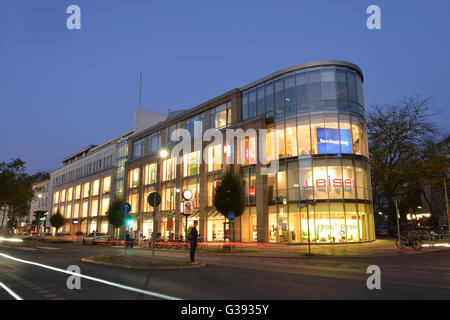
{"left": 121, "top": 202, "right": 131, "bottom": 214}
{"left": 228, "top": 211, "right": 235, "bottom": 222}
{"left": 147, "top": 192, "right": 161, "bottom": 208}
{"left": 183, "top": 201, "right": 193, "bottom": 214}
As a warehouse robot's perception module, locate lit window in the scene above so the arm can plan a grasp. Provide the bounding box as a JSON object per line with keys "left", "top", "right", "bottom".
{"left": 162, "top": 157, "right": 176, "bottom": 181}
{"left": 129, "top": 168, "right": 140, "bottom": 188}
{"left": 144, "top": 163, "right": 157, "bottom": 185}
{"left": 92, "top": 180, "right": 100, "bottom": 196}
{"left": 103, "top": 176, "right": 111, "bottom": 194}
{"left": 183, "top": 151, "right": 201, "bottom": 177}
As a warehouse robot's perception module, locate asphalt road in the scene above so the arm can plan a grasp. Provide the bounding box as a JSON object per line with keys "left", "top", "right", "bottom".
{"left": 0, "top": 241, "right": 449, "bottom": 300}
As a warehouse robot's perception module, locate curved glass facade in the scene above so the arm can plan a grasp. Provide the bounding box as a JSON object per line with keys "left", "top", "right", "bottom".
{"left": 240, "top": 64, "right": 375, "bottom": 243}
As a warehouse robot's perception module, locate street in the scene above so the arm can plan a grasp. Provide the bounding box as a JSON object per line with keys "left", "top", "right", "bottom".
{"left": 0, "top": 242, "right": 449, "bottom": 300}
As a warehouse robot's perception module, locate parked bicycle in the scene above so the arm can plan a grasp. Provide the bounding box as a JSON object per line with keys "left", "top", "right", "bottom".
{"left": 396, "top": 233, "right": 422, "bottom": 250}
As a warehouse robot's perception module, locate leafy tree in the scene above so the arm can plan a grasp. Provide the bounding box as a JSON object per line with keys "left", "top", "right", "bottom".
{"left": 50, "top": 210, "right": 64, "bottom": 233}
{"left": 107, "top": 198, "right": 125, "bottom": 232}
{"left": 213, "top": 169, "right": 245, "bottom": 247}
{"left": 367, "top": 95, "right": 446, "bottom": 225}
{"left": 0, "top": 159, "right": 34, "bottom": 230}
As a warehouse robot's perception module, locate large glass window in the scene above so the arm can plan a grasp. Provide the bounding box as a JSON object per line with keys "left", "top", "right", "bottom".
{"left": 210, "top": 102, "right": 231, "bottom": 129}
{"left": 308, "top": 71, "right": 322, "bottom": 101}
{"left": 285, "top": 118, "right": 298, "bottom": 158}
{"left": 83, "top": 183, "right": 90, "bottom": 198}
{"left": 102, "top": 176, "right": 111, "bottom": 194}
{"left": 162, "top": 157, "right": 176, "bottom": 181}
{"left": 134, "top": 138, "right": 144, "bottom": 159}
{"left": 265, "top": 81, "right": 274, "bottom": 118}
{"left": 256, "top": 85, "right": 265, "bottom": 115}
{"left": 144, "top": 163, "right": 157, "bottom": 185}
{"left": 186, "top": 113, "right": 204, "bottom": 138}
{"left": 295, "top": 73, "right": 307, "bottom": 104}
{"left": 128, "top": 168, "right": 140, "bottom": 188}
{"left": 183, "top": 150, "right": 201, "bottom": 177}
{"left": 92, "top": 179, "right": 100, "bottom": 197}
{"left": 322, "top": 70, "right": 337, "bottom": 100}
{"left": 148, "top": 132, "right": 161, "bottom": 153}
{"left": 207, "top": 144, "right": 223, "bottom": 172}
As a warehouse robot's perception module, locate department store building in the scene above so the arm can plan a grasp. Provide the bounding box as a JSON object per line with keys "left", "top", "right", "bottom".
{"left": 124, "top": 60, "right": 375, "bottom": 244}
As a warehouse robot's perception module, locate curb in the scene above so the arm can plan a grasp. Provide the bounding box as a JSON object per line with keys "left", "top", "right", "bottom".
{"left": 80, "top": 257, "right": 206, "bottom": 270}
{"left": 196, "top": 247, "right": 450, "bottom": 259}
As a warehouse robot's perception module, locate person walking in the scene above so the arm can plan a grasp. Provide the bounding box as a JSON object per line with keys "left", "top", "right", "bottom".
{"left": 188, "top": 221, "right": 199, "bottom": 264}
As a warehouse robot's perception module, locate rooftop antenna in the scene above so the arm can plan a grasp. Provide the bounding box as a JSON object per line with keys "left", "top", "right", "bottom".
{"left": 138, "top": 72, "right": 143, "bottom": 109}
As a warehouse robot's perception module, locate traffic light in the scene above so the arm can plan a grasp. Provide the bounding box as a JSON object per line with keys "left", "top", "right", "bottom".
{"left": 126, "top": 217, "right": 133, "bottom": 227}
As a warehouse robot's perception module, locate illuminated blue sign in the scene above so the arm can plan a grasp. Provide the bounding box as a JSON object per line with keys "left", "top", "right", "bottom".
{"left": 317, "top": 128, "right": 351, "bottom": 154}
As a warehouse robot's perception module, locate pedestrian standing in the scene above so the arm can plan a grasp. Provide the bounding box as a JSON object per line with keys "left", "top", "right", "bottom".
{"left": 188, "top": 221, "right": 199, "bottom": 264}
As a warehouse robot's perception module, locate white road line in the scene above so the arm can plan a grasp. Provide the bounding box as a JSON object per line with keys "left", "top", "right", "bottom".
{"left": 16, "top": 247, "right": 37, "bottom": 251}
{"left": 36, "top": 247, "right": 60, "bottom": 250}
{"left": 0, "top": 282, "right": 23, "bottom": 300}
{"left": 0, "top": 252, "right": 181, "bottom": 300}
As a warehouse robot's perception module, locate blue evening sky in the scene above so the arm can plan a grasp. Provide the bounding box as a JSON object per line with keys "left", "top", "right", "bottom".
{"left": 1, "top": 0, "right": 449, "bottom": 174}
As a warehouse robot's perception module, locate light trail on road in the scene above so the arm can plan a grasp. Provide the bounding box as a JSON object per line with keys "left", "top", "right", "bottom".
{"left": 0, "top": 252, "right": 181, "bottom": 300}
{"left": 0, "top": 282, "right": 23, "bottom": 300}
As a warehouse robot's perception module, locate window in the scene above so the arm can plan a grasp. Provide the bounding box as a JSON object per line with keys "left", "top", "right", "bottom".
{"left": 67, "top": 187, "right": 73, "bottom": 202}
{"left": 144, "top": 163, "right": 157, "bottom": 185}
{"left": 265, "top": 81, "right": 274, "bottom": 118}
{"left": 92, "top": 180, "right": 100, "bottom": 197}
{"left": 75, "top": 185, "right": 81, "bottom": 200}
{"left": 242, "top": 92, "right": 248, "bottom": 120}
{"left": 73, "top": 203, "right": 79, "bottom": 218}
{"left": 162, "top": 157, "right": 176, "bottom": 181}
{"left": 102, "top": 176, "right": 111, "bottom": 194}
{"left": 248, "top": 89, "right": 256, "bottom": 118}
{"left": 186, "top": 113, "right": 204, "bottom": 138}
{"left": 61, "top": 190, "right": 66, "bottom": 204}
{"left": 207, "top": 174, "right": 221, "bottom": 206}
{"left": 134, "top": 138, "right": 144, "bottom": 159}
{"left": 336, "top": 71, "right": 348, "bottom": 101}
{"left": 207, "top": 144, "right": 223, "bottom": 172}
{"left": 295, "top": 73, "right": 307, "bottom": 104}
{"left": 285, "top": 118, "right": 298, "bottom": 158}
{"left": 148, "top": 132, "right": 161, "bottom": 153}
{"left": 238, "top": 135, "right": 256, "bottom": 165}
{"left": 82, "top": 201, "right": 89, "bottom": 217}
{"left": 101, "top": 198, "right": 109, "bottom": 216}
{"left": 308, "top": 71, "right": 322, "bottom": 101}
{"left": 91, "top": 199, "right": 98, "bottom": 217}
{"left": 322, "top": 70, "right": 337, "bottom": 100}
{"left": 83, "top": 183, "right": 90, "bottom": 198}
{"left": 129, "top": 168, "right": 140, "bottom": 188}
{"left": 210, "top": 102, "right": 231, "bottom": 129}
{"left": 256, "top": 85, "right": 265, "bottom": 115}
{"left": 183, "top": 150, "right": 201, "bottom": 177}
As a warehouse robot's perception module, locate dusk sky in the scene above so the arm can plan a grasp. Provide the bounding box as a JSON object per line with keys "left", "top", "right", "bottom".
{"left": 1, "top": 0, "right": 449, "bottom": 174}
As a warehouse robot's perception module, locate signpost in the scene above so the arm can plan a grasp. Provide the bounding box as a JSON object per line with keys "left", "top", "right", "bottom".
{"left": 147, "top": 192, "right": 161, "bottom": 262}
{"left": 181, "top": 189, "right": 193, "bottom": 245}
{"left": 299, "top": 200, "right": 316, "bottom": 255}
{"left": 121, "top": 202, "right": 131, "bottom": 255}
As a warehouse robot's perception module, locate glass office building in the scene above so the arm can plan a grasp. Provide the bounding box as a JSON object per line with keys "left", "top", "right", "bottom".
{"left": 240, "top": 62, "right": 374, "bottom": 243}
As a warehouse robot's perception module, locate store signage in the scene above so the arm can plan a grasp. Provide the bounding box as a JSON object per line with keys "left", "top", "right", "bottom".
{"left": 316, "top": 128, "right": 351, "bottom": 154}
{"left": 305, "top": 177, "right": 354, "bottom": 188}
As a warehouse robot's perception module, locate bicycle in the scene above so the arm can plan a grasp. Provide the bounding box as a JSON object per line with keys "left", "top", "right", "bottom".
{"left": 396, "top": 234, "right": 422, "bottom": 250}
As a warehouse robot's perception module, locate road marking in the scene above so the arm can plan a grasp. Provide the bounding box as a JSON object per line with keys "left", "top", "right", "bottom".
{"left": 0, "top": 282, "right": 23, "bottom": 300}
{"left": 36, "top": 247, "right": 60, "bottom": 250}
{"left": 0, "top": 252, "right": 181, "bottom": 300}
{"left": 16, "top": 247, "right": 37, "bottom": 251}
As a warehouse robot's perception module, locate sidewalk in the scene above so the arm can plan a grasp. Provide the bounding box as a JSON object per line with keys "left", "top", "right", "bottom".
{"left": 147, "top": 239, "right": 450, "bottom": 258}
{"left": 223, "top": 239, "right": 450, "bottom": 257}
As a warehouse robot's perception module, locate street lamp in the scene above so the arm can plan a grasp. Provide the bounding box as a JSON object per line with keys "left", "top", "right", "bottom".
{"left": 159, "top": 149, "right": 168, "bottom": 159}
